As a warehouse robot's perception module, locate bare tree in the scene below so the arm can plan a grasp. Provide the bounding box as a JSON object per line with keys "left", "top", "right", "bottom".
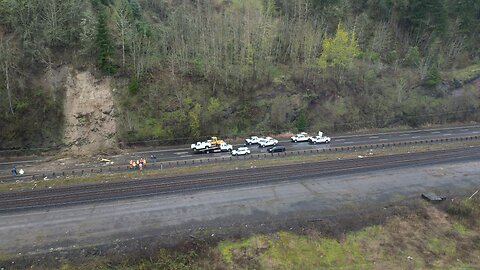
{"left": 0, "top": 37, "right": 16, "bottom": 116}
{"left": 113, "top": 0, "right": 131, "bottom": 67}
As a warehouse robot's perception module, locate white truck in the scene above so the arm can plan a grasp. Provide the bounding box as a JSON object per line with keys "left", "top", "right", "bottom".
{"left": 291, "top": 132, "right": 310, "bottom": 142}
{"left": 309, "top": 131, "right": 331, "bottom": 144}
{"left": 232, "top": 147, "right": 251, "bottom": 156}
{"left": 191, "top": 137, "right": 233, "bottom": 154}
{"left": 245, "top": 136, "right": 263, "bottom": 145}
{"left": 259, "top": 137, "right": 278, "bottom": 147}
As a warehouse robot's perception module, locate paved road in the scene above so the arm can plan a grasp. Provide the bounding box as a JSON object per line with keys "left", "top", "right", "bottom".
{"left": 117, "top": 125, "right": 480, "bottom": 163}
{"left": 0, "top": 125, "right": 479, "bottom": 176}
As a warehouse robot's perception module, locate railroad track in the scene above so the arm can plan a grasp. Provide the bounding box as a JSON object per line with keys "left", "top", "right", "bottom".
{"left": 0, "top": 146, "right": 479, "bottom": 212}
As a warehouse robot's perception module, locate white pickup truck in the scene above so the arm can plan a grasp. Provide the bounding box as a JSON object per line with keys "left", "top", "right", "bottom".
{"left": 259, "top": 137, "right": 278, "bottom": 147}
{"left": 309, "top": 131, "right": 331, "bottom": 144}
{"left": 191, "top": 141, "right": 233, "bottom": 153}
{"left": 245, "top": 136, "right": 263, "bottom": 145}
{"left": 291, "top": 132, "right": 310, "bottom": 142}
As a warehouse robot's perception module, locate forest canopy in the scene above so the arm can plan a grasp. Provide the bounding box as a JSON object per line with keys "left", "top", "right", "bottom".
{"left": 0, "top": 0, "right": 479, "bottom": 148}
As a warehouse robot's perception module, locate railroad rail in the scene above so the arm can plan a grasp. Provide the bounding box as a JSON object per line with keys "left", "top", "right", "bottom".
{"left": 0, "top": 146, "right": 479, "bottom": 212}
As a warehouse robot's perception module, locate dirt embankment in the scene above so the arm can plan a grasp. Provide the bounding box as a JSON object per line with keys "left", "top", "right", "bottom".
{"left": 63, "top": 70, "right": 117, "bottom": 156}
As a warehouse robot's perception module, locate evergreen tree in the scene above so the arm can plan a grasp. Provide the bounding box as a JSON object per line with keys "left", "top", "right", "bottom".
{"left": 95, "top": 8, "right": 115, "bottom": 74}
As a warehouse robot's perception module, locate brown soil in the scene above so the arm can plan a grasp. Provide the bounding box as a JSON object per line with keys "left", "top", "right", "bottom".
{"left": 63, "top": 69, "right": 117, "bottom": 156}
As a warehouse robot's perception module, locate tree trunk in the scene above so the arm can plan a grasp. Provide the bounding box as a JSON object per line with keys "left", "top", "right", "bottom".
{"left": 5, "top": 61, "right": 14, "bottom": 115}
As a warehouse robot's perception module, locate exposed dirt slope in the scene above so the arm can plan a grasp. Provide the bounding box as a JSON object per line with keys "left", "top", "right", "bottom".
{"left": 63, "top": 70, "right": 117, "bottom": 156}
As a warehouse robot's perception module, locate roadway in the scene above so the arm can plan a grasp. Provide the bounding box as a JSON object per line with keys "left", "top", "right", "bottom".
{"left": 120, "top": 125, "right": 480, "bottom": 163}
{"left": 1, "top": 145, "right": 479, "bottom": 212}
{"left": 0, "top": 125, "right": 479, "bottom": 176}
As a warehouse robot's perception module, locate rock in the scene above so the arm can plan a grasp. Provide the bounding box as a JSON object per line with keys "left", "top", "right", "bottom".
{"left": 421, "top": 192, "right": 446, "bottom": 202}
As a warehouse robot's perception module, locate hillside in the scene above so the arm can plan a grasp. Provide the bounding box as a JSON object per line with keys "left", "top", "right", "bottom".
{"left": 0, "top": 0, "right": 479, "bottom": 151}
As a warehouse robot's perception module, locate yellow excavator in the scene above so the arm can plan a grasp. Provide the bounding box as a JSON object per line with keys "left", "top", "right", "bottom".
{"left": 209, "top": 136, "right": 224, "bottom": 146}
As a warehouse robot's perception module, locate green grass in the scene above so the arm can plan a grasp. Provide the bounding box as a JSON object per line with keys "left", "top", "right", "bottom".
{"left": 215, "top": 206, "right": 480, "bottom": 270}
{"left": 218, "top": 228, "right": 379, "bottom": 269}
{"left": 427, "top": 236, "right": 457, "bottom": 257}
{"left": 214, "top": 197, "right": 480, "bottom": 270}
{"left": 452, "top": 222, "right": 468, "bottom": 235}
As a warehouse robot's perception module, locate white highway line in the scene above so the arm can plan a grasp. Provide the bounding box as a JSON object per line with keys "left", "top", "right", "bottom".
{"left": 431, "top": 131, "right": 441, "bottom": 134}
{"left": 472, "top": 131, "right": 479, "bottom": 134}
{"left": 379, "top": 139, "right": 388, "bottom": 141}
{"left": 175, "top": 152, "right": 189, "bottom": 155}
{"left": 443, "top": 133, "right": 452, "bottom": 136}
{"left": 411, "top": 136, "right": 420, "bottom": 139}
{"left": 0, "top": 160, "right": 43, "bottom": 166}
{"left": 333, "top": 125, "right": 480, "bottom": 139}
{"left": 335, "top": 139, "right": 346, "bottom": 141}
{"left": 461, "top": 129, "right": 470, "bottom": 131}
{"left": 179, "top": 155, "right": 193, "bottom": 158}
{"left": 369, "top": 136, "right": 379, "bottom": 139}
{"left": 399, "top": 134, "right": 411, "bottom": 137}
{"left": 343, "top": 141, "right": 354, "bottom": 144}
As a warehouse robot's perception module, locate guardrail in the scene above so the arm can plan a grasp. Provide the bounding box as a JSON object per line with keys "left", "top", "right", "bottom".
{"left": 1, "top": 135, "right": 479, "bottom": 183}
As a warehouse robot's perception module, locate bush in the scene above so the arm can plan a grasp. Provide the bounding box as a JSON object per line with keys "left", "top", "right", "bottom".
{"left": 295, "top": 111, "right": 308, "bottom": 132}
{"left": 129, "top": 78, "right": 140, "bottom": 95}
{"left": 447, "top": 199, "right": 474, "bottom": 217}
{"left": 424, "top": 66, "right": 441, "bottom": 89}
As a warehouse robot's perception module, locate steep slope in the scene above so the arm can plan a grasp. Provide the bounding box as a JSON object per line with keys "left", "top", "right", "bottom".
{"left": 63, "top": 69, "right": 117, "bottom": 155}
